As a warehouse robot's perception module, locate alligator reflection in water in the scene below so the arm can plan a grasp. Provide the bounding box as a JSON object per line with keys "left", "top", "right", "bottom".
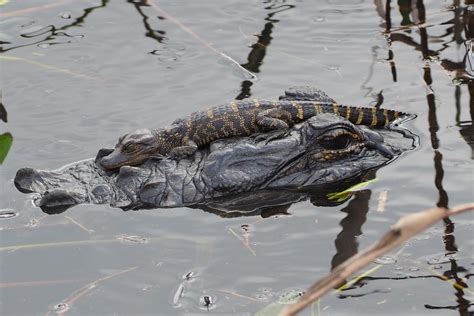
{"left": 236, "top": 1, "right": 295, "bottom": 99}
{"left": 370, "top": 1, "right": 473, "bottom": 313}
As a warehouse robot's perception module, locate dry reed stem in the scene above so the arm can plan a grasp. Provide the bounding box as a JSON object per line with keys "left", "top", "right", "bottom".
{"left": 43, "top": 266, "right": 138, "bottom": 316}
{"left": 281, "top": 203, "right": 474, "bottom": 316}
{"left": 0, "top": 0, "right": 74, "bottom": 18}
{"left": 148, "top": 0, "right": 255, "bottom": 79}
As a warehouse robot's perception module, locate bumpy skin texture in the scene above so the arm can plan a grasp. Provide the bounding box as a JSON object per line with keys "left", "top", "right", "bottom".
{"left": 14, "top": 114, "right": 417, "bottom": 215}
{"left": 99, "top": 87, "right": 408, "bottom": 170}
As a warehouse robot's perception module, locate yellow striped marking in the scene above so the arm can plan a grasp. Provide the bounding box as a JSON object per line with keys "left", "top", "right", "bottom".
{"left": 254, "top": 99, "right": 260, "bottom": 108}
{"left": 230, "top": 101, "right": 239, "bottom": 113}
{"left": 292, "top": 101, "right": 304, "bottom": 120}
{"left": 356, "top": 107, "right": 364, "bottom": 124}
{"left": 333, "top": 104, "right": 340, "bottom": 117}
{"left": 345, "top": 107, "right": 351, "bottom": 120}
{"left": 394, "top": 111, "right": 399, "bottom": 120}
{"left": 315, "top": 103, "right": 322, "bottom": 114}
{"left": 383, "top": 109, "right": 389, "bottom": 126}
{"left": 370, "top": 107, "right": 378, "bottom": 126}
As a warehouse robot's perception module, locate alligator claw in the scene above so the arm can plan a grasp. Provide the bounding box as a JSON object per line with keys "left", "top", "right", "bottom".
{"left": 149, "top": 154, "right": 167, "bottom": 161}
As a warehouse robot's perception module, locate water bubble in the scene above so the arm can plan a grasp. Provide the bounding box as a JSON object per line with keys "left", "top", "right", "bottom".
{"left": 52, "top": 302, "right": 69, "bottom": 313}
{"left": 314, "top": 17, "right": 326, "bottom": 22}
{"left": 0, "top": 209, "right": 18, "bottom": 219}
{"left": 38, "top": 43, "right": 51, "bottom": 49}
{"left": 408, "top": 267, "right": 420, "bottom": 272}
{"left": 32, "top": 195, "right": 41, "bottom": 207}
{"left": 432, "top": 265, "right": 443, "bottom": 270}
{"left": 60, "top": 12, "right": 72, "bottom": 19}
{"left": 374, "top": 255, "right": 397, "bottom": 265}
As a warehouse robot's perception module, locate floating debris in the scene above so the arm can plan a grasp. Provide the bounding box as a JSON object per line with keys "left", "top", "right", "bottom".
{"left": 182, "top": 271, "right": 195, "bottom": 281}
{"left": 52, "top": 302, "right": 69, "bottom": 313}
{"left": 117, "top": 235, "right": 149, "bottom": 244}
{"left": 171, "top": 283, "right": 185, "bottom": 306}
{"left": 200, "top": 295, "right": 215, "bottom": 310}
{"left": 0, "top": 209, "right": 18, "bottom": 219}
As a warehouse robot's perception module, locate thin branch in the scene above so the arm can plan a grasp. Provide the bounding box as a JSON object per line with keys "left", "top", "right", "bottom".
{"left": 43, "top": 266, "right": 138, "bottom": 316}
{"left": 0, "top": 0, "right": 75, "bottom": 18}
{"left": 281, "top": 203, "right": 474, "bottom": 316}
{"left": 148, "top": 0, "right": 256, "bottom": 80}
{"left": 0, "top": 56, "right": 96, "bottom": 80}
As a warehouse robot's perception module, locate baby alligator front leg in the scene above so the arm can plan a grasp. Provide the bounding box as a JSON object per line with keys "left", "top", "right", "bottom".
{"left": 253, "top": 108, "right": 291, "bottom": 143}
{"left": 169, "top": 139, "right": 198, "bottom": 159}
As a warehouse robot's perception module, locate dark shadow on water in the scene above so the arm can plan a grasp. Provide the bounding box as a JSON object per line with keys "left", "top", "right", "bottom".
{"left": 374, "top": 1, "right": 473, "bottom": 313}
{"left": 331, "top": 190, "right": 370, "bottom": 271}
{"left": 127, "top": 0, "right": 167, "bottom": 46}
{"left": 235, "top": 1, "right": 296, "bottom": 100}
{"left": 0, "top": 91, "right": 7, "bottom": 123}
{"left": 194, "top": 172, "right": 376, "bottom": 219}
{"left": 0, "top": 0, "right": 109, "bottom": 53}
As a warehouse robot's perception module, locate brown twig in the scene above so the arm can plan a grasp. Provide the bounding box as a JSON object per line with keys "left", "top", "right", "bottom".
{"left": 148, "top": 0, "right": 255, "bottom": 79}
{"left": 43, "top": 266, "right": 138, "bottom": 316}
{"left": 281, "top": 203, "right": 474, "bottom": 316}
{"left": 64, "top": 215, "right": 94, "bottom": 234}
{"left": 228, "top": 227, "right": 256, "bottom": 256}
{"left": 0, "top": 0, "right": 74, "bottom": 18}
{"left": 216, "top": 289, "right": 263, "bottom": 303}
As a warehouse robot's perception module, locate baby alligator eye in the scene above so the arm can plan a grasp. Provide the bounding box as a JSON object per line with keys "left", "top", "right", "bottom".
{"left": 320, "top": 133, "right": 353, "bottom": 150}
{"left": 122, "top": 143, "right": 137, "bottom": 153}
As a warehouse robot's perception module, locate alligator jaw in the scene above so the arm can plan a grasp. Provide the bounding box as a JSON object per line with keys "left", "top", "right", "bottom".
{"left": 99, "top": 150, "right": 135, "bottom": 170}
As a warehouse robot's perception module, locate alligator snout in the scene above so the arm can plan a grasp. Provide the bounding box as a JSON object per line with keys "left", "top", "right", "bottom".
{"left": 361, "top": 128, "right": 395, "bottom": 158}
{"left": 98, "top": 150, "right": 129, "bottom": 170}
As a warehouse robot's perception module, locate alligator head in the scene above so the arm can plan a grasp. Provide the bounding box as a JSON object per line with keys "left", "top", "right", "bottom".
{"left": 14, "top": 113, "right": 417, "bottom": 215}
{"left": 99, "top": 128, "right": 158, "bottom": 170}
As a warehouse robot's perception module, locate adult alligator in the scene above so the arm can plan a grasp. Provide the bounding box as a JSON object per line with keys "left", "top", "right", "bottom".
{"left": 99, "top": 87, "right": 404, "bottom": 170}
{"left": 14, "top": 87, "right": 417, "bottom": 215}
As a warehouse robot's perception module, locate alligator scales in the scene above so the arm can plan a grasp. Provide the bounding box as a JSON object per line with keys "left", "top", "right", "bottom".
{"left": 99, "top": 88, "right": 406, "bottom": 170}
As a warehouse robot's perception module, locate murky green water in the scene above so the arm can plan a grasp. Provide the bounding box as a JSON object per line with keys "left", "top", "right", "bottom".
{"left": 1, "top": 0, "right": 473, "bottom": 315}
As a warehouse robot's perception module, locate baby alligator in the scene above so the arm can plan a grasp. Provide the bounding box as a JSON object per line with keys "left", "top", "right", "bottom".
{"left": 99, "top": 90, "right": 406, "bottom": 170}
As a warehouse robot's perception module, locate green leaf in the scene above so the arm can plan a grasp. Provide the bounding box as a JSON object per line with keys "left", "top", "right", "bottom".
{"left": 0, "top": 132, "right": 13, "bottom": 164}
{"left": 326, "top": 178, "right": 377, "bottom": 202}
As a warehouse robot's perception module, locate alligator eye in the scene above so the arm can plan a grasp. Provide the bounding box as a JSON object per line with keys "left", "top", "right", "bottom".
{"left": 320, "top": 134, "right": 353, "bottom": 150}
{"left": 122, "top": 143, "right": 137, "bottom": 153}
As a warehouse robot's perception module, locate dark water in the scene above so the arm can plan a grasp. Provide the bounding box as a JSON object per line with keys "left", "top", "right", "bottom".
{"left": 1, "top": 0, "right": 473, "bottom": 315}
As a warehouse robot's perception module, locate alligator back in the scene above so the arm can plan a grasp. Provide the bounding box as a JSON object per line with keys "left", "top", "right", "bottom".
{"left": 177, "top": 100, "right": 406, "bottom": 146}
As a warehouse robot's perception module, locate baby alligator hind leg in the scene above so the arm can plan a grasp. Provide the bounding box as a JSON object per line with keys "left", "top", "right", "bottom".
{"left": 253, "top": 108, "right": 290, "bottom": 143}
{"left": 169, "top": 139, "right": 198, "bottom": 159}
